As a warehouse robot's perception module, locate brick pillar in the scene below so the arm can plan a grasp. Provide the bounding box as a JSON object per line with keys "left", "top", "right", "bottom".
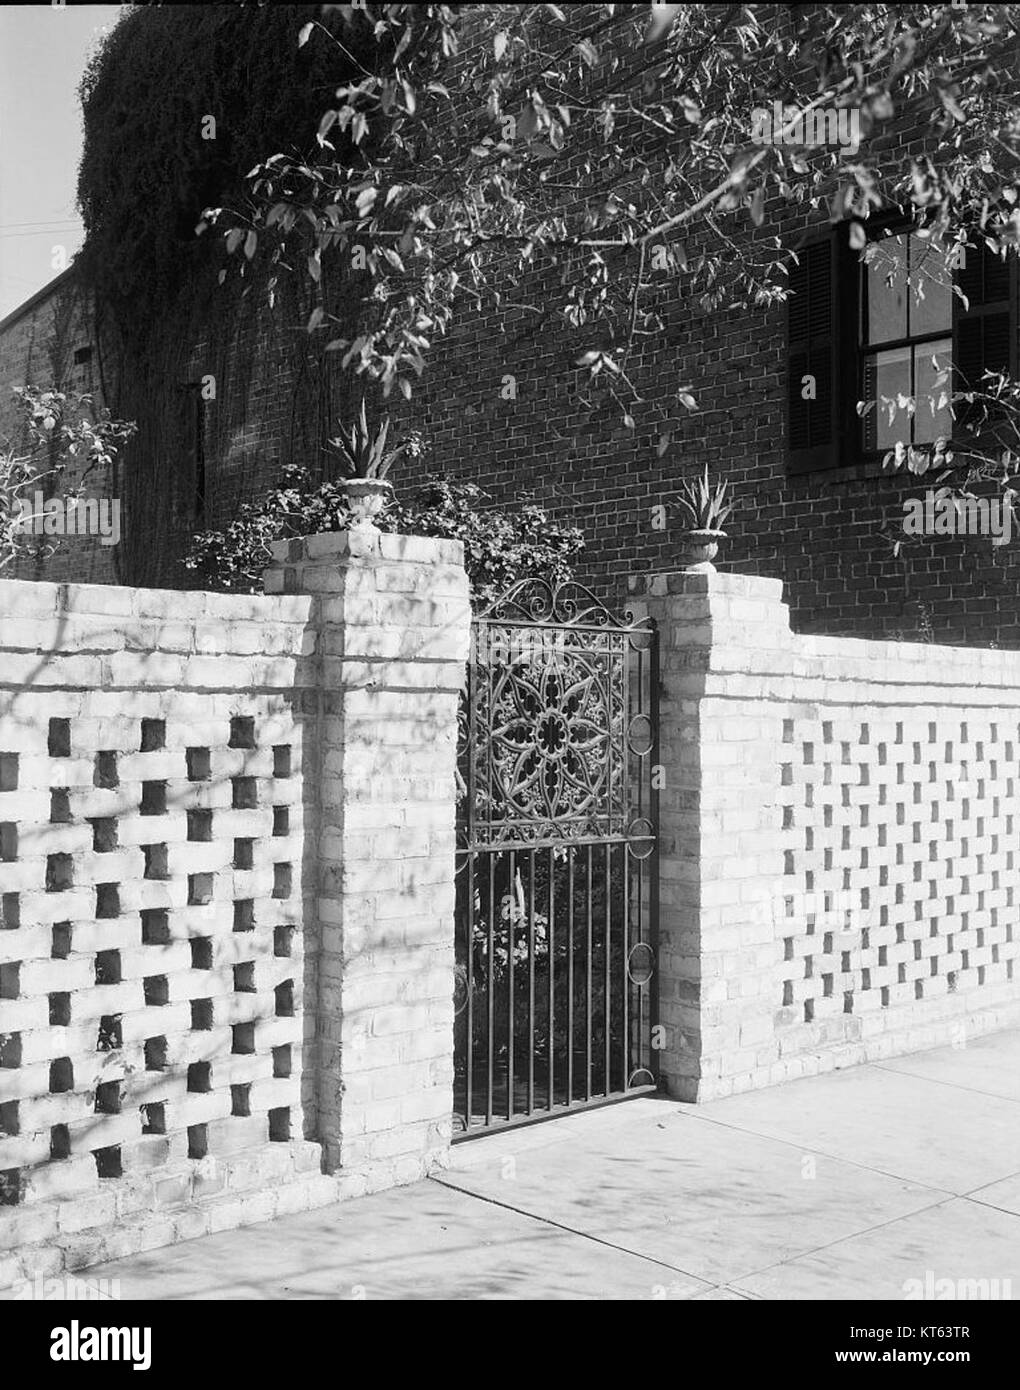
{"left": 265, "top": 527, "right": 470, "bottom": 1189}
{"left": 628, "top": 568, "right": 792, "bottom": 1101}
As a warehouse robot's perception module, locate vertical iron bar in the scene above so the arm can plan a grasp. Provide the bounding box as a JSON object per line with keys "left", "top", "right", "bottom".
{"left": 567, "top": 849, "right": 574, "bottom": 1104}
{"left": 465, "top": 852, "right": 474, "bottom": 1131}
{"left": 548, "top": 845, "right": 555, "bottom": 1110}
{"left": 507, "top": 848, "right": 515, "bottom": 1121}
{"left": 604, "top": 842, "right": 612, "bottom": 1095}
{"left": 487, "top": 851, "right": 495, "bottom": 1126}
{"left": 586, "top": 843, "right": 593, "bottom": 1102}
{"left": 528, "top": 848, "right": 535, "bottom": 1114}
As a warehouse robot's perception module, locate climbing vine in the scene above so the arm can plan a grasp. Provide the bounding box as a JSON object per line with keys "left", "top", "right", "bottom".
{"left": 75, "top": 3, "right": 369, "bottom": 585}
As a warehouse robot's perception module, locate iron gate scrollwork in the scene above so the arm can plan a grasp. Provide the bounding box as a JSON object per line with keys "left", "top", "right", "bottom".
{"left": 454, "top": 578, "right": 659, "bottom": 1137}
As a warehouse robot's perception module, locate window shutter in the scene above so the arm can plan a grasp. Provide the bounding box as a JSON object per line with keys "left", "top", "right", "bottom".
{"left": 787, "top": 232, "right": 861, "bottom": 472}
{"left": 954, "top": 244, "right": 1016, "bottom": 432}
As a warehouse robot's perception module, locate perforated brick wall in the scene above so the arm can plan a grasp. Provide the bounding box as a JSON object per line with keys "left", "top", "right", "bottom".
{"left": 0, "top": 535, "right": 472, "bottom": 1289}
{"left": 630, "top": 567, "right": 1020, "bottom": 1101}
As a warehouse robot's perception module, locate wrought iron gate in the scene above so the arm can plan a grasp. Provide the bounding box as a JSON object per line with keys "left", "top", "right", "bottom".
{"left": 453, "top": 578, "right": 659, "bottom": 1138}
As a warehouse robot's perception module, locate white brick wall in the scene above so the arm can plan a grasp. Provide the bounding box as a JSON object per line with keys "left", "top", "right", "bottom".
{"left": 630, "top": 568, "right": 1020, "bottom": 1100}
{"left": 0, "top": 528, "right": 471, "bottom": 1288}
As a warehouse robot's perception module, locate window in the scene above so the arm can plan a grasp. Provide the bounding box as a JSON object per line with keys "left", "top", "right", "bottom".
{"left": 786, "top": 225, "right": 1016, "bottom": 472}
{"left": 861, "top": 233, "right": 952, "bottom": 451}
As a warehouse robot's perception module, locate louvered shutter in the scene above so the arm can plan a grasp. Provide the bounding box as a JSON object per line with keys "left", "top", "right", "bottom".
{"left": 787, "top": 238, "right": 840, "bottom": 472}
{"left": 955, "top": 244, "right": 1016, "bottom": 433}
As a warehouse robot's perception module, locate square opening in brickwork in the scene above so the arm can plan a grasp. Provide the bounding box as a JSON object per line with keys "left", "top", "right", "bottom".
{"left": 1, "top": 894, "right": 20, "bottom": 930}
{"left": 274, "top": 926, "right": 294, "bottom": 958}
{"left": 233, "top": 899, "right": 255, "bottom": 932}
{"left": 273, "top": 745, "right": 292, "bottom": 779}
{"left": 188, "top": 1124, "right": 208, "bottom": 1160}
{"left": 229, "top": 716, "right": 256, "bottom": 750}
{"left": 233, "top": 838, "right": 254, "bottom": 869}
{"left": 187, "top": 810, "right": 213, "bottom": 842}
{"left": 50, "top": 789, "right": 71, "bottom": 823}
{"left": 191, "top": 998, "right": 213, "bottom": 1031}
{"left": 144, "top": 1036, "right": 167, "bottom": 1070}
{"left": 0, "top": 753, "right": 18, "bottom": 791}
{"left": 0, "top": 1169, "right": 23, "bottom": 1206}
{"left": 233, "top": 962, "right": 256, "bottom": 993}
{"left": 94, "top": 751, "right": 118, "bottom": 789}
{"left": 140, "top": 781, "right": 167, "bottom": 816}
{"left": 94, "top": 1146, "right": 122, "bottom": 1179}
{"left": 272, "top": 806, "right": 289, "bottom": 837}
{"left": 144, "top": 976, "right": 168, "bottom": 1007}
{"left": 50, "top": 1124, "right": 70, "bottom": 1160}
{"left": 274, "top": 980, "right": 294, "bottom": 1017}
{"left": 0, "top": 962, "right": 19, "bottom": 999}
{"left": 268, "top": 1107, "right": 290, "bottom": 1143}
{"left": 190, "top": 937, "right": 213, "bottom": 970}
{"left": 232, "top": 1022, "right": 255, "bottom": 1055}
{"left": 232, "top": 777, "right": 257, "bottom": 810}
{"left": 143, "top": 844, "right": 169, "bottom": 880}
{"left": 95, "top": 950, "right": 121, "bottom": 985}
{"left": 231, "top": 1083, "right": 251, "bottom": 1118}
{"left": 49, "top": 1057, "right": 73, "bottom": 1093}
{"left": 46, "top": 853, "right": 74, "bottom": 892}
{"left": 141, "top": 909, "right": 170, "bottom": 945}
{"left": 188, "top": 874, "right": 213, "bottom": 906}
{"left": 97, "top": 1015, "right": 122, "bottom": 1051}
{"left": 186, "top": 747, "right": 211, "bottom": 781}
{"left": 0, "top": 823, "right": 16, "bottom": 861}
{"left": 91, "top": 818, "right": 118, "bottom": 853}
{"left": 273, "top": 863, "right": 293, "bottom": 900}
{"left": 187, "top": 1061, "right": 211, "bottom": 1093}
{"left": 48, "top": 718, "right": 71, "bottom": 758}
{"left": 49, "top": 992, "right": 70, "bottom": 1026}
{"left": 272, "top": 1044, "right": 291, "bottom": 1079}
{"left": 96, "top": 883, "right": 120, "bottom": 918}
{"left": 94, "top": 1080, "right": 121, "bottom": 1115}
{"left": 0, "top": 1100, "right": 18, "bottom": 1136}
{"left": 140, "top": 719, "right": 166, "bottom": 753}
{"left": 52, "top": 922, "right": 73, "bottom": 967}
{"left": 0, "top": 1033, "right": 22, "bottom": 1068}
{"left": 141, "top": 1101, "right": 166, "bottom": 1135}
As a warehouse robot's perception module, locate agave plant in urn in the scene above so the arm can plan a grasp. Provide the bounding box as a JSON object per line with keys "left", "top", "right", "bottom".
{"left": 675, "top": 465, "right": 734, "bottom": 571}
{"left": 328, "top": 399, "right": 411, "bottom": 528}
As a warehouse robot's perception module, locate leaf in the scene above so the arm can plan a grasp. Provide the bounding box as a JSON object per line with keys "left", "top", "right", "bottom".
{"left": 243, "top": 230, "right": 258, "bottom": 260}
{"left": 297, "top": 21, "right": 313, "bottom": 47}
{"left": 356, "top": 187, "right": 378, "bottom": 217}
{"left": 657, "top": 431, "right": 672, "bottom": 457}
{"left": 750, "top": 187, "right": 765, "bottom": 227}
{"left": 646, "top": 2, "right": 679, "bottom": 44}
{"left": 225, "top": 228, "right": 244, "bottom": 255}
{"left": 307, "top": 307, "right": 325, "bottom": 333}
{"left": 317, "top": 110, "right": 338, "bottom": 143}
{"left": 494, "top": 30, "right": 508, "bottom": 61}
{"left": 307, "top": 254, "right": 321, "bottom": 283}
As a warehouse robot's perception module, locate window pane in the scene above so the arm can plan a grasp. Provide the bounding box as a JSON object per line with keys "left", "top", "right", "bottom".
{"left": 913, "top": 338, "right": 953, "bottom": 443}
{"left": 909, "top": 235, "right": 952, "bottom": 337}
{"left": 864, "top": 345, "right": 911, "bottom": 449}
{"left": 866, "top": 235, "right": 908, "bottom": 346}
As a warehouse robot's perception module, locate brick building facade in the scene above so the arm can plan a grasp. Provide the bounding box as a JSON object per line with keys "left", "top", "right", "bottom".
{"left": 2, "top": 10, "right": 1019, "bottom": 647}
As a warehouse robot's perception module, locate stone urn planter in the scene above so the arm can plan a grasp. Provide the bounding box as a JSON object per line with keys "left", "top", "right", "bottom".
{"left": 681, "top": 527, "right": 726, "bottom": 572}
{"left": 344, "top": 477, "right": 394, "bottom": 525}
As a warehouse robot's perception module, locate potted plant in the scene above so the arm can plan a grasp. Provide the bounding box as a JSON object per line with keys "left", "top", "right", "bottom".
{"left": 328, "top": 399, "right": 410, "bottom": 524}
{"left": 675, "top": 465, "right": 734, "bottom": 570}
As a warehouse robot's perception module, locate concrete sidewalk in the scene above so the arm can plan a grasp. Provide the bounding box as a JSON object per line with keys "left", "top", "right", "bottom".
{"left": 15, "top": 1030, "right": 1020, "bottom": 1300}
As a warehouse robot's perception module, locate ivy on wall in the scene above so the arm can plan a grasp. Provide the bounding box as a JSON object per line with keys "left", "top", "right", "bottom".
{"left": 74, "top": 3, "right": 369, "bottom": 586}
